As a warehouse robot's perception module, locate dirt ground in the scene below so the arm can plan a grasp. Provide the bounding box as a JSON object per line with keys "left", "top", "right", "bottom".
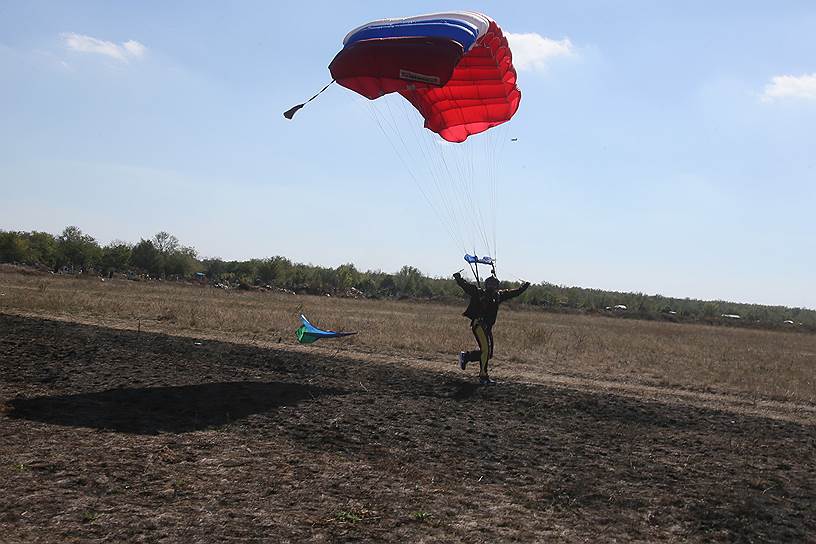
{"left": 1, "top": 313, "right": 815, "bottom": 543}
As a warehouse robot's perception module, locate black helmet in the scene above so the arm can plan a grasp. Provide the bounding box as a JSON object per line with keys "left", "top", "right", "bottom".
{"left": 484, "top": 275, "right": 500, "bottom": 289}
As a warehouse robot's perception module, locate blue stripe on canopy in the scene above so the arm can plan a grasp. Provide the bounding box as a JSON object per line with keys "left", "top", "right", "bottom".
{"left": 345, "top": 20, "right": 480, "bottom": 52}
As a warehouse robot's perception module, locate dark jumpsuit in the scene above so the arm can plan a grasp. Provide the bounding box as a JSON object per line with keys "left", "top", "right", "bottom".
{"left": 455, "top": 275, "right": 529, "bottom": 379}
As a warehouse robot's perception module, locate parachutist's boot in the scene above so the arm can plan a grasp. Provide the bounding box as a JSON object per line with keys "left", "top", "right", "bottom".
{"left": 458, "top": 351, "right": 468, "bottom": 370}
{"left": 479, "top": 375, "right": 495, "bottom": 386}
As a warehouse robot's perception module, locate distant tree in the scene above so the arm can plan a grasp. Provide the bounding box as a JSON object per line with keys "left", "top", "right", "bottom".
{"left": 702, "top": 302, "right": 719, "bottom": 318}
{"left": 395, "top": 265, "right": 424, "bottom": 295}
{"left": 232, "top": 260, "right": 258, "bottom": 284}
{"left": 377, "top": 272, "right": 397, "bottom": 297}
{"left": 256, "top": 256, "right": 291, "bottom": 285}
{"left": 129, "top": 233, "right": 197, "bottom": 278}
{"left": 130, "top": 239, "right": 161, "bottom": 275}
{"left": 287, "top": 264, "right": 311, "bottom": 290}
{"left": 100, "top": 241, "right": 133, "bottom": 274}
{"left": 164, "top": 246, "right": 198, "bottom": 277}
{"left": 56, "top": 226, "right": 101, "bottom": 270}
{"left": 335, "top": 263, "right": 360, "bottom": 293}
{"left": 152, "top": 231, "right": 179, "bottom": 255}
{"left": 30, "top": 232, "right": 57, "bottom": 268}
{"left": 203, "top": 258, "right": 226, "bottom": 280}
{"left": 565, "top": 287, "right": 581, "bottom": 308}
{"left": 0, "top": 231, "right": 29, "bottom": 263}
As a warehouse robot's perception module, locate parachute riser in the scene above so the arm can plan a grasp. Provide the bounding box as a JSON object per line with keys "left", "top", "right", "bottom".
{"left": 468, "top": 260, "right": 480, "bottom": 288}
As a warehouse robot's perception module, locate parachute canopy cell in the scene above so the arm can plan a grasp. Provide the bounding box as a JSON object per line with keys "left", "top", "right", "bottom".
{"left": 329, "top": 11, "right": 521, "bottom": 142}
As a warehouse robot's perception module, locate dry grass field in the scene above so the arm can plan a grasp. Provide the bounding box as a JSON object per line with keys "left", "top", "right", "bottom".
{"left": 2, "top": 268, "right": 815, "bottom": 542}
{"left": 2, "top": 269, "right": 815, "bottom": 403}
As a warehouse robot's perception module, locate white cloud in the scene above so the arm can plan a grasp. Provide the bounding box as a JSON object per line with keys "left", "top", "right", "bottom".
{"left": 761, "top": 73, "right": 816, "bottom": 102}
{"left": 506, "top": 33, "right": 574, "bottom": 72}
{"left": 62, "top": 33, "right": 146, "bottom": 62}
{"left": 122, "top": 40, "right": 146, "bottom": 58}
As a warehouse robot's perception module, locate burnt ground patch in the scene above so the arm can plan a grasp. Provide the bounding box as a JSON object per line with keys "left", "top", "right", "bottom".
{"left": 1, "top": 313, "right": 815, "bottom": 543}
{"left": 8, "top": 382, "right": 343, "bottom": 434}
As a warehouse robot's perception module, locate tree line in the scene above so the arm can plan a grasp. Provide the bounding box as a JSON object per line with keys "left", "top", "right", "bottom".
{"left": 1, "top": 226, "right": 814, "bottom": 331}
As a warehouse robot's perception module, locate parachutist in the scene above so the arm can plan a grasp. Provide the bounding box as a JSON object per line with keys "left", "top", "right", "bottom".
{"left": 454, "top": 272, "right": 530, "bottom": 383}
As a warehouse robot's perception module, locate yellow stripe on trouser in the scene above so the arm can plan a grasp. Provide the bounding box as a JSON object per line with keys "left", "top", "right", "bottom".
{"left": 473, "top": 320, "right": 491, "bottom": 379}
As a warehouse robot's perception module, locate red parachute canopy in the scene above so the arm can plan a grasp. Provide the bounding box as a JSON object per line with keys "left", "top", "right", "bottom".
{"left": 329, "top": 14, "right": 520, "bottom": 143}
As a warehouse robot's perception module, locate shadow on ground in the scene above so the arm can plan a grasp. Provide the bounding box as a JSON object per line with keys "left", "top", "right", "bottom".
{"left": 8, "top": 381, "right": 344, "bottom": 434}
{"left": 444, "top": 379, "right": 482, "bottom": 400}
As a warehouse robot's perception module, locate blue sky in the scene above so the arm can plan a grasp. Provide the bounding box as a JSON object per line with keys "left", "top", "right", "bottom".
{"left": 1, "top": 1, "right": 814, "bottom": 308}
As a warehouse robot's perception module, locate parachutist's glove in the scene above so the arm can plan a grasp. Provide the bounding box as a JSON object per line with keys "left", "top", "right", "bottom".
{"left": 453, "top": 272, "right": 462, "bottom": 280}
{"left": 522, "top": 281, "right": 531, "bottom": 289}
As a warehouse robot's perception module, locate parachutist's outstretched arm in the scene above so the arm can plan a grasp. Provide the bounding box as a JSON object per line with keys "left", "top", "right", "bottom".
{"left": 453, "top": 272, "right": 478, "bottom": 296}
{"left": 499, "top": 281, "right": 531, "bottom": 302}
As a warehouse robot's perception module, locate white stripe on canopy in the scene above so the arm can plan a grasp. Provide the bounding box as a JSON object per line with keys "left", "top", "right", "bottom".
{"left": 342, "top": 11, "right": 491, "bottom": 46}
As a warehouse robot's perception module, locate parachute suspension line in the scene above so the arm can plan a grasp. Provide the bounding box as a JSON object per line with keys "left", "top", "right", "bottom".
{"left": 436, "top": 142, "right": 491, "bottom": 256}
{"left": 483, "top": 131, "right": 496, "bottom": 267}
{"left": 486, "top": 130, "right": 495, "bottom": 253}
{"left": 491, "top": 125, "right": 505, "bottom": 262}
{"left": 430, "top": 114, "right": 492, "bottom": 259}
{"left": 380, "top": 102, "right": 466, "bottom": 255}
{"left": 497, "top": 123, "right": 512, "bottom": 264}
{"left": 488, "top": 124, "right": 509, "bottom": 266}
{"left": 470, "top": 122, "right": 509, "bottom": 273}
{"left": 451, "top": 132, "right": 494, "bottom": 265}
{"left": 494, "top": 128, "right": 504, "bottom": 263}
{"left": 390, "top": 96, "right": 465, "bottom": 253}
{"left": 375, "top": 97, "right": 470, "bottom": 256}
{"left": 436, "top": 97, "right": 484, "bottom": 253}
{"left": 394, "top": 89, "right": 479, "bottom": 258}
{"left": 476, "top": 133, "right": 496, "bottom": 259}
{"left": 398, "top": 91, "right": 482, "bottom": 254}
{"left": 283, "top": 80, "right": 335, "bottom": 119}
{"left": 433, "top": 140, "right": 472, "bottom": 243}
{"left": 393, "top": 92, "right": 491, "bottom": 261}
{"left": 454, "top": 136, "right": 492, "bottom": 255}
{"left": 440, "top": 90, "right": 496, "bottom": 262}
{"left": 379, "top": 100, "right": 467, "bottom": 255}
{"left": 357, "top": 96, "right": 509, "bottom": 277}
{"left": 470, "top": 257, "right": 481, "bottom": 287}
{"left": 358, "top": 99, "right": 467, "bottom": 254}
